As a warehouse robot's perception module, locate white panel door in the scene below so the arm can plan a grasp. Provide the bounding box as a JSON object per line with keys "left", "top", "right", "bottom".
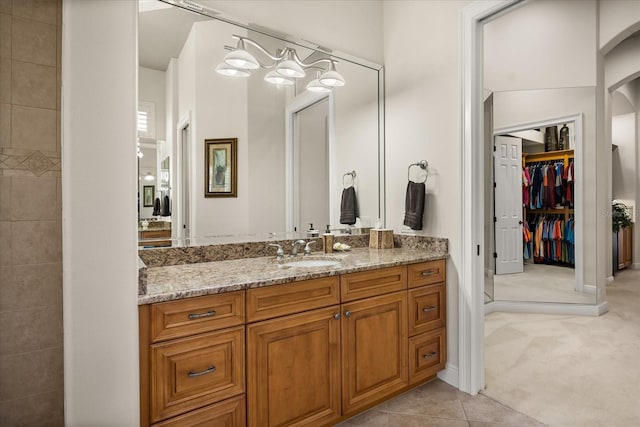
{"left": 494, "top": 136, "right": 523, "bottom": 275}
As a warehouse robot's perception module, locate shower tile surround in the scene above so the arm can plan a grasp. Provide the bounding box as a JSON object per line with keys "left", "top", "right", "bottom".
{"left": 138, "top": 234, "right": 448, "bottom": 303}
{"left": 0, "top": 0, "right": 64, "bottom": 425}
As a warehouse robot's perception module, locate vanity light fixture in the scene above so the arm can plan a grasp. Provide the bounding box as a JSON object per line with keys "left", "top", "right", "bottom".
{"left": 264, "top": 70, "right": 295, "bottom": 86}
{"left": 306, "top": 71, "right": 332, "bottom": 93}
{"left": 215, "top": 35, "right": 345, "bottom": 89}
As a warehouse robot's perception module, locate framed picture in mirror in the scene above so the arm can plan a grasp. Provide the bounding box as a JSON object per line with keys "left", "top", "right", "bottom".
{"left": 205, "top": 138, "right": 237, "bottom": 197}
{"left": 143, "top": 185, "right": 155, "bottom": 207}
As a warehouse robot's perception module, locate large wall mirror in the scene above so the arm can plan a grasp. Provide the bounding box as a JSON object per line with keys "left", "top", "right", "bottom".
{"left": 137, "top": 0, "right": 384, "bottom": 246}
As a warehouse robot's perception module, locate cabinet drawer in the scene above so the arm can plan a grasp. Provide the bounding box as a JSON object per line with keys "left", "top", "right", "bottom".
{"left": 408, "top": 283, "right": 446, "bottom": 336}
{"left": 408, "top": 328, "right": 446, "bottom": 385}
{"left": 150, "top": 326, "right": 245, "bottom": 423}
{"left": 246, "top": 276, "right": 339, "bottom": 323}
{"left": 152, "top": 395, "right": 246, "bottom": 427}
{"left": 150, "top": 292, "right": 245, "bottom": 343}
{"left": 407, "top": 260, "right": 446, "bottom": 289}
{"left": 340, "top": 266, "right": 407, "bottom": 302}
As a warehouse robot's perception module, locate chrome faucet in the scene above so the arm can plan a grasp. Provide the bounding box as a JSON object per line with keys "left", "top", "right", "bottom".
{"left": 290, "top": 239, "right": 307, "bottom": 256}
{"left": 268, "top": 243, "right": 284, "bottom": 261}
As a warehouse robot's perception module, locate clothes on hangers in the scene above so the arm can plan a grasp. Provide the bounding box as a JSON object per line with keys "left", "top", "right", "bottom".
{"left": 522, "top": 159, "right": 574, "bottom": 210}
{"left": 526, "top": 214, "right": 574, "bottom": 266}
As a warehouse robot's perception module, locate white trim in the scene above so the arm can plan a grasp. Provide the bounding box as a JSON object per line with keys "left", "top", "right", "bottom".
{"left": 632, "top": 263, "right": 640, "bottom": 270}
{"left": 460, "top": 0, "right": 520, "bottom": 395}
{"left": 484, "top": 300, "right": 609, "bottom": 317}
{"left": 583, "top": 284, "right": 597, "bottom": 294}
{"left": 285, "top": 91, "right": 334, "bottom": 232}
{"left": 437, "top": 364, "right": 459, "bottom": 388}
{"left": 606, "top": 275, "right": 615, "bottom": 285}
{"left": 176, "top": 112, "right": 192, "bottom": 241}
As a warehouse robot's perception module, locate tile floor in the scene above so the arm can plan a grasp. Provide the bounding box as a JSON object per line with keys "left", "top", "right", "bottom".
{"left": 337, "top": 379, "right": 544, "bottom": 426}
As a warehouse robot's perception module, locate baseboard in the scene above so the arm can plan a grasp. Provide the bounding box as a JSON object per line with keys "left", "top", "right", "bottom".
{"left": 437, "top": 364, "right": 459, "bottom": 388}
{"left": 583, "top": 284, "right": 597, "bottom": 294}
{"left": 606, "top": 276, "right": 615, "bottom": 285}
{"left": 484, "top": 300, "right": 608, "bottom": 316}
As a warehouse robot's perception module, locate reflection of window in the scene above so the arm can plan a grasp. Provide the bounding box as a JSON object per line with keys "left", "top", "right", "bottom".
{"left": 138, "top": 101, "right": 156, "bottom": 139}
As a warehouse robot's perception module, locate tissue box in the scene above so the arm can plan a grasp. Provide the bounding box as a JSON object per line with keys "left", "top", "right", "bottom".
{"left": 369, "top": 229, "right": 394, "bottom": 249}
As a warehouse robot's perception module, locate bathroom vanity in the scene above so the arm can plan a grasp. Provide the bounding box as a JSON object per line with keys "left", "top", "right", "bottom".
{"left": 138, "top": 238, "right": 447, "bottom": 426}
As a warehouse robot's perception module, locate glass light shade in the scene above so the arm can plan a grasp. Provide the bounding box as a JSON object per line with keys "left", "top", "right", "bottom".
{"left": 276, "top": 59, "right": 305, "bottom": 78}
{"left": 319, "top": 70, "right": 345, "bottom": 87}
{"left": 306, "top": 78, "right": 331, "bottom": 93}
{"left": 215, "top": 63, "right": 250, "bottom": 77}
{"left": 224, "top": 49, "right": 259, "bottom": 70}
{"left": 144, "top": 173, "right": 154, "bottom": 181}
{"left": 264, "top": 70, "right": 295, "bottom": 86}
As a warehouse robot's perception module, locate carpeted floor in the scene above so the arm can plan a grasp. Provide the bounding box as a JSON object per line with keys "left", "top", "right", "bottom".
{"left": 484, "top": 268, "right": 640, "bottom": 426}
{"left": 493, "top": 263, "right": 594, "bottom": 304}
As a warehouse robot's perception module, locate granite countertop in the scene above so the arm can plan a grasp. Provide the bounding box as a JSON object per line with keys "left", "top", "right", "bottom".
{"left": 139, "top": 247, "right": 448, "bottom": 305}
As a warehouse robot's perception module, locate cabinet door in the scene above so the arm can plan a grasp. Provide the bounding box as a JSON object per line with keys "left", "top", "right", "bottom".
{"left": 247, "top": 306, "right": 342, "bottom": 427}
{"left": 152, "top": 395, "right": 246, "bottom": 427}
{"left": 341, "top": 291, "right": 408, "bottom": 415}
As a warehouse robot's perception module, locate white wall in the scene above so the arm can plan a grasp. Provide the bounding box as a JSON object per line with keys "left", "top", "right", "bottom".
{"left": 605, "top": 36, "right": 640, "bottom": 91}
{"left": 599, "top": 0, "right": 640, "bottom": 54}
{"left": 612, "top": 113, "right": 636, "bottom": 202}
{"left": 200, "top": 0, "right": 383, "bottom": 64}
{"left": 484, "top": 0, "right": 597, "bottom": 92}
{"left": 384, "top": 0, "right": 471, "bottom": 384}
{"left": 139, "top": 66, "right": 166, "bottom": 141}
{"left": 62, "top": 0, "right": 139, "bottom": 425}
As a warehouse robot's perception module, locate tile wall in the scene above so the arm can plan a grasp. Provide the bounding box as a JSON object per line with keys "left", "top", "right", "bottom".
{"left": 0, "top": 0, "right": 63, "bottom": 425}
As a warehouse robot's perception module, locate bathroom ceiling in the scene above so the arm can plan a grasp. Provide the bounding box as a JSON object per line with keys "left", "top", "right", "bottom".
{"left": 139, "top": 4, "right": 209, "bottom": 71}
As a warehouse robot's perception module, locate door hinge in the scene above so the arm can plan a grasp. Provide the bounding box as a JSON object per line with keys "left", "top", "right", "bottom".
{"left": 477, "top": 245, "right": 480, "bottom": 256}
{"left": 493, "top": 216, "right": 497, "bottom": 223}
{"left": 493, "top": 182, "right": 496, "bottom": 188}
{"left": 493, "top": 145, "right": 496, "bottom": 152}
{"left": 493, "top": 252, "right": 497, "bottom": 258}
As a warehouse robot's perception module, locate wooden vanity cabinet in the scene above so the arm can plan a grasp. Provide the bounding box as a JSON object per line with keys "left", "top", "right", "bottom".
{"left": 406, "top": 260, "right": 447, "bottom": 385}
{"left": 140, "top": 292, "right": 246, "bottom": 427}
{"left": 142, "top": 260, "right": 447, "bottom": 427}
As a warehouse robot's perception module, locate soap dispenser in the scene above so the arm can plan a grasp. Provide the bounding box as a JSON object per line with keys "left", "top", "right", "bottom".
{"left": 307, "top": 223, "right": 320, "bottom": 238}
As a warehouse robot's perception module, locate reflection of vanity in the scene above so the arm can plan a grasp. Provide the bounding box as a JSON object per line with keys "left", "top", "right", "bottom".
{"left": 139, "top": 221, "right": 172, "bottom": 248}
{"left": 138, "top": 236, "right": 448, "bottom": 426}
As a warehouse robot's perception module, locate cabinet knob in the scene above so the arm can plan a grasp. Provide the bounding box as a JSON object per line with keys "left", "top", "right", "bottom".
{"left": 333, "top": 313, "right": 340, "bottom": 320}
{"left": 344, "top": 310, "right": 351, "bottom": 318}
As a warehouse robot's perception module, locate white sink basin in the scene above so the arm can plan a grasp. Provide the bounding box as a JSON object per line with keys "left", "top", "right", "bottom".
{"left": 281, "top": 257, "right": 341, "bottom": 268}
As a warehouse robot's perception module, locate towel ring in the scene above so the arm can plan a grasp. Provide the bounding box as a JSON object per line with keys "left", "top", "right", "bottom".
{"left": 408, "top": 160, "right": 428, "bottom": 184}
{"left": 343, "top": 170, "right": 356, "bottom": 188}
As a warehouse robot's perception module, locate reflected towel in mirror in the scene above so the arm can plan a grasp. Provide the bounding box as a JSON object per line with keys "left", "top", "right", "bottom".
{"left": 340, "top": 186, "right": 359, "bottom": 225}
{"left": 152, "top": 197, "right": 161, "bottom": 216}
{"left": 403, "top": 181, "right": 425, "bottom": 230}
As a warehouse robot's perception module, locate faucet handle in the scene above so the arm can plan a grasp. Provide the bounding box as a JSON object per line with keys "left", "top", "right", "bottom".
{"left": 304, "top": 240, "right": 316, "bottom": 255}
{"left": 268, "top": 243, "right": 284, "bottom": 260}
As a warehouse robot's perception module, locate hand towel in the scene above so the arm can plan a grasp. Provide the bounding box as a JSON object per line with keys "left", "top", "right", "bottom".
{"left": 152, "top": 197, "right": 161, "bottom": 216}
{"left": 161, "top": 195, "right": 171, "bottom": 216}
{"left": 340, "top": 186, "right": 359, "bottom": 225}
{"left": 403, "top": 181, "right": 425, "bottom": 230}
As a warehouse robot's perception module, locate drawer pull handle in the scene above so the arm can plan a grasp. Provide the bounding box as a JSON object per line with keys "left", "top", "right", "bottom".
{"left": 421, "top": 269, "right": 437, "bottom": 277}
{"left": 423, "top": 352, "right": 437, "bottom": 360}
{"left": 422, "top": 306, "right": 437, "bottom": 313}
{"left": 188, "top": 310, "right": 216, "bottom": 320}
{"left": 188, "top": 366, "right": 216, "bottom": 378}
